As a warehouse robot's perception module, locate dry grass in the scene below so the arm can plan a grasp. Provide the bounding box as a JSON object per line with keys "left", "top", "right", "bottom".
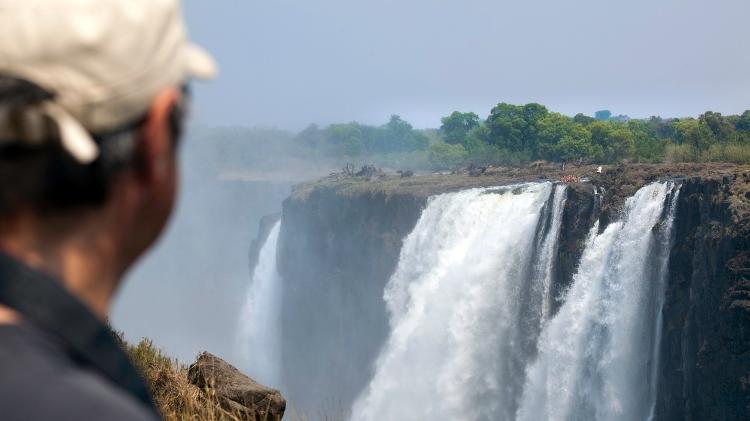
{"left": 665, "top": 143, "right": 750, "bottom": 164}
{"left": 664, "top": 143, "right": 697, "bottom": 163}
{"left": 123, "top": 337, "right": 249, "bottom": 421}
{"left": 703, "top": 143, "right": 750, "bottom": 164}
{"left": 120, "top": 335, "right": 345, "bottom": 421}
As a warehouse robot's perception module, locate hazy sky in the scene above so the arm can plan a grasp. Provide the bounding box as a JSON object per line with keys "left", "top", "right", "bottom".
{"left": 184, "top": 0, "right": 749, "bottom": 130}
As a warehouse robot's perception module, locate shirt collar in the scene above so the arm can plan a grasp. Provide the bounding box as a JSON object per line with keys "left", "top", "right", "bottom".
{"left": 0, "top": 252, "right": 157, "bottom": 414}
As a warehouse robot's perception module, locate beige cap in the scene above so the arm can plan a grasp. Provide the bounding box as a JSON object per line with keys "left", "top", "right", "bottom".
{"left": 0, "top": 0, "right": 217, "bottom": 163}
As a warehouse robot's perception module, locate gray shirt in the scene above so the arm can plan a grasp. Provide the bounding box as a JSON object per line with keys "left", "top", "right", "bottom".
{"left": 0, "top": 252, "right": 160, "bottom": 420}
{"left": 0, "top": 323, "right": 158, "bottom": 420}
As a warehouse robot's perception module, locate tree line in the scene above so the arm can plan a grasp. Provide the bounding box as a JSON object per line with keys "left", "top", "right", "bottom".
{"left": 435, "top": 104, "right": 750, "bottom": 168}
{"left": 197, "top": 103, "right": 750, "bottom": 173}
{"left": 292, "top": 103, "right": 750, "bottom": 170}
{"left": 295, "top": 115, "right": 429, "bottom": 157}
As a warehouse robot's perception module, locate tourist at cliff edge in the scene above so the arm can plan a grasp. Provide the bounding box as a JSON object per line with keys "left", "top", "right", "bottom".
{"left": 0, "top": 0, "right": 216, "bottom": 419}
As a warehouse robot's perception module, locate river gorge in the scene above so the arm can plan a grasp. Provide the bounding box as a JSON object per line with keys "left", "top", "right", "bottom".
{"left": 239, "top": 164, "right": 750, "bottom": 420}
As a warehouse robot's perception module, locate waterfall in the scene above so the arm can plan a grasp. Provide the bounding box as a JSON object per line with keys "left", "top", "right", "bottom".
{"left": 238, "top": 221, "right": 283, "bottom": 388}
{"left": 351, "top": 181, "right": 678, "bottom": 421}
{"left": 351, "top": 183, "right": 567, "bottom": 421}
{"left": 516, "top": 182, "right": 678, "bottom": 421}
{"left": 534, "top": 184, "right": 568, "bottom": 324}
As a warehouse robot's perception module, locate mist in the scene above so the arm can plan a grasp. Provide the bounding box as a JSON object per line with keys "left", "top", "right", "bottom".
{"left": 111, "top": 128, "right": 303, "bottom": 364}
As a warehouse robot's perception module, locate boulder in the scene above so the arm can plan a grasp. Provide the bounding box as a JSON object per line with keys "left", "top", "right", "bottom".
{"left": 188, "top": 352, "right": 285, "bottom": 421}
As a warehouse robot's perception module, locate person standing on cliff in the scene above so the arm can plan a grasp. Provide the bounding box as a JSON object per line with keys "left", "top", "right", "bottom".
{"left": 0, "top": 0, "right": 216, "bottom": 419}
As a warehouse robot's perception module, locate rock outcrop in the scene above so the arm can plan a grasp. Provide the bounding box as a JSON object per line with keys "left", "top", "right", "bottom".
{"left": 656, "top": 174, "right": 750, "bottom": 420}
{"left": 188, "top": 352, "right": 286, "bottom": 421}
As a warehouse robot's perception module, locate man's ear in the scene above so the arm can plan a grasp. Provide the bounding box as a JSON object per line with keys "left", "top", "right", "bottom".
{"left": 135, "top": 87, "right": 182, "bottom": 182}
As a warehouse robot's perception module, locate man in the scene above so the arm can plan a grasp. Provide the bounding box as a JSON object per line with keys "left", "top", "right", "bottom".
{"left": 0, "top": 0, "right": 216, "bottom": 419}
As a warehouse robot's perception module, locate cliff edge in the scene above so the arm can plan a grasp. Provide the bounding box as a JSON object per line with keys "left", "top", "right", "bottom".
{"left": 272, "top": 163, "right": 749, "bottom": 418}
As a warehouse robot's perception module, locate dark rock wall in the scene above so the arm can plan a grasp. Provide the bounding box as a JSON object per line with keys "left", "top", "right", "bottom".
{"left": 276, "top": 187, "right": 425, "bottom": 412}
{"left": 657, "top": 176, "right": 750, "bottom": 420}
{"left": 552, "top": 183, "right": 599, "bottom": 314}
{"left": 273, "top": 172, "right": 750, "bottom": 418}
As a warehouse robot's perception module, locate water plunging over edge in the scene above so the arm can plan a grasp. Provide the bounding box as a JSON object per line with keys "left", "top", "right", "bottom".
{"left": 238, "top": 220, "right": 283, "bottom": 389}
{"left": 351, "top": 182, "right": 567, "bottom": 421}
{"left": 517, "top": 182, "right": 680, "bottom": 421}
{"left": 352, "top": 181, "right": 679, "bottom": 421}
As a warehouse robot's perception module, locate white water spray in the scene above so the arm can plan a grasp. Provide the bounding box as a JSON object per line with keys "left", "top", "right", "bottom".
{"left": 351, "top": 181, "right": 678, "bottom": 421}
{"left": 351, "top": 183, "right": 567, "bottom": 421}
{"left": 517, "top": 182, "right": 679, "bottom": 421}
{"left": 239, "top": 221, "right": 283, "bottom": 388}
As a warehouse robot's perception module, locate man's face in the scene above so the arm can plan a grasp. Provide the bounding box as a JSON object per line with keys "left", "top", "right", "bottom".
{"left": 122, "top": 87, "right": 185, "bottom": 268}
{"left": 141, "top": 146, "right": 178, "bottom": 253}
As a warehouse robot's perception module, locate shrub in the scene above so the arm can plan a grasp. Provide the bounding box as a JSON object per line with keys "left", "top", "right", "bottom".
{"left": 664, "top": 143, "right": 698, "bottom": 163}
{"left": 703, "top": 143, "right": 750, "bottom": 164}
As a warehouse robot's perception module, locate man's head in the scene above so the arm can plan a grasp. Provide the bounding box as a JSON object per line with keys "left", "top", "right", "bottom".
{"left": 0, "top": 0, "right": 216, "bottom": 282}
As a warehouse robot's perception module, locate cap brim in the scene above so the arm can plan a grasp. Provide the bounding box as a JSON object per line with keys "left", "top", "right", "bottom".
{"left": 185, "top": 44, "right": 218, "bottom": 80}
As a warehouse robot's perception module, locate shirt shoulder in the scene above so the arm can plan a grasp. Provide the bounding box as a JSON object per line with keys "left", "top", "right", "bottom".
{"left": 37, "top": 367, "right": 160, "bottom": 421}
{"left": 0, "top": 324, "right": 159, "bottom": 421}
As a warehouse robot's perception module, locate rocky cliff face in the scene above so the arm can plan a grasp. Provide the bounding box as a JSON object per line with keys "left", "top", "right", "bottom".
{"left": 276, "top": 186, "right": 425, "bottom": 411}
{"left": 657, "top": 174, "right": 750, "bottom": 420}
{"left": 267, "top": 164, "right": 750, "bottom": 418}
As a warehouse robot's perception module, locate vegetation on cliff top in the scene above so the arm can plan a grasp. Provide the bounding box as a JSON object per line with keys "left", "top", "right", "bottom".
{"left": 434, "top": 105, "right": 750, "bottom": 167}
{"left": 194, "top": 104, "right": 750, "bottom": 177}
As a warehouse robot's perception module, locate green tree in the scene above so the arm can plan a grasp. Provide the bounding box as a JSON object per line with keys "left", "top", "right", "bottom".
{"left": 428, "top": 142, "right": 467, "bottom": 169}
{"left": 556, "top": 125, "right": 597, "bottom": 162}
{"left": 440, "top": 111, "right": 480, "bottom": 145}
{"left": 700, "top": 111, "right": 735, "bottom": 143}
{"left": 536, "top": 112, "right": 577, "bottom": 160}
{"left": 737, "top": 110, "right": 750, "bottom": 132}
{"left": 486, "top": 103, "right": 526, "bottom": 149}
{"left": 358, "top": 124, "right": 384, "bottom": 153}
{"left": 628, "top": 119, "right": 665, "bottom": 162}
{"left": 521, "top": 103, "right": 549, "bottom": 157}
{"left": 296, "top": 124, "right": 324, "bottom": 149}
{"left": 381, "top": 115, "right": 429, "bottom": 152}
{"left": 643, "top": 116, "right": 677, "bottom": 140}
{"left": 486, "top": 102, "right": 548, "bottom": 158}
{"left": 323, "top": 123, "right": 365, "bottom": 157}
{"left": 673, "top": 118, "right": 715, "bottom": 157}
{"left": 589, "top": 121, "right": 635, "bottom": 163}
{"left": 573, "top": 113, "right": 595, "bottom": 125}
{"left": 460, "top": 124, "right": 496, "bottom": 164}
{"left": 595, "top": 110, "right": 612, "bottom": 121}
{"left": 296, "top": 103, "right": 750, "bottom": 166}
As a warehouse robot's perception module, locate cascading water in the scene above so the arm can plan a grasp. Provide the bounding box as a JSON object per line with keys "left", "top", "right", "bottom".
{"left": 351, "top": 181, "right": 678, "bottom": 421}
{"left": 351, "top": 183, "right": 567, "bottom": 421}
{"left": 517, "top": 182, "right": 679, "bottom": 421}
{"left": 238, "top": 221, "right": 283, "bottom": 388}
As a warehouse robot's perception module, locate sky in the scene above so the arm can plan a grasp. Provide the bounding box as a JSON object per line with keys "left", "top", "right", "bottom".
{"left": 183, "top": 0, "right": 750, "bottom": 130}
